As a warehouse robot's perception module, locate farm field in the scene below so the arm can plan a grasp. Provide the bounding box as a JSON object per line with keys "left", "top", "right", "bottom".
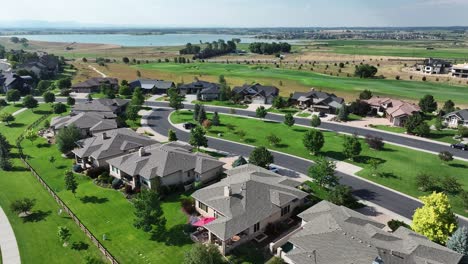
{"left": 137, "top": 62, "right": 468, "bottom": 104}
{"left": 171, "top": 111, "right": 468, "bottom": 217}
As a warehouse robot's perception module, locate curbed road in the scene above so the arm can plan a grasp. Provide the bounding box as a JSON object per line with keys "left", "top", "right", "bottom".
{"left": 145, "top": 107, "right": 468, "bottom": 226}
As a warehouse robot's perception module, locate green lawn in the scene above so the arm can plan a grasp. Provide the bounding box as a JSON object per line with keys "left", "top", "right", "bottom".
{"left": 267, "top": 107, "right": 299, "bottom": 115}
{"left": 171, "top": 111, "right": 468, "bottom": 216}
{"left": 371, "top": 125, "right": 458, "bottom": 144}
{"left": 0, "top": 104, "right": 24, "bottom": 116}
{"left": 0, "top": 105, "right": 104, "bottom": 264}
{"left": 296, "top": 113, "right": 311, "bottom": 118}
{"left": 19, "top": 113, "right": 192, "bottom": 263}
{"left": 137, "top": 62, "right": 468, "bottom": 104}
{"left": 347, "top": 113, "right": 363, "bottom": 121}
{"left": 192, "top": 100, "right": 248, "bottom": 109}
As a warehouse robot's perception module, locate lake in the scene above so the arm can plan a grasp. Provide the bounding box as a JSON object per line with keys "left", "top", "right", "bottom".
{"left": 3, "top": 33, "right": 283, "bottom": 47}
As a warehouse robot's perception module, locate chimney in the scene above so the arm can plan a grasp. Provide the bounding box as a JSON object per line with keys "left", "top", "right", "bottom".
{"left": 101, "top": 132, "right": 107, "bottom": 140}
{"left": 224, "top": 186, "right": 231, "bottom": 197}
{"left": 138, "top": 147, "right": 145, "bottom": 157}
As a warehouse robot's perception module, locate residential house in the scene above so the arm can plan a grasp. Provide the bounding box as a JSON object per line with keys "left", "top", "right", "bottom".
{"left": 50, "top": 112, "right": 118, "bottom": 137}
{"left": 364, "top": 97, "right": 420, "bottom": 127}
{"left": 71, "top": 98, "right": 129, "bottom": 115}
{"left": 444, "top": 109, "right": 468, "bottom": 128}
{"left": 452, "top": 64, "right": 468, "bottom": 79}
{"left": 73, "top": 128, "right": 156, "bottom": 169}
{"left": 280, "top": 201, "right": 463, "bottom": 264}
{"left": 20, "top": 53, "right": 60, "bottom": 79}
{"left": 416, "top": 58, "right": 452, "bottom": 74}
{"left": 291, "top": 89, "right": 344, "bottom": 114}
{"left": 232, "top": 83, "right": 279, "bottom": 104}
{"left": 71, "top": 77, "right": 119, "bottom": 93}
{"left": 178, "top": 80, "right": 221, "bottom": 100}
{"left": 0, "top": 72, "right": 33, "bottom": 94}
{"left": 191, "top": 164, "right": 308, "bottom": 255}
{"left": 107, "top": 142, "right": 224, "bottom": 190}
{"left": 129, "top": 78, "right": 175, "bottom": 94}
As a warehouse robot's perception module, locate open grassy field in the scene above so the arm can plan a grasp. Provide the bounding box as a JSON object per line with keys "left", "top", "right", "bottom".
{"left": 17, "top": 114, "right": 192, "bottom": 264}
{"left": 171, "top": 111, "right": 468, "bottom": 216}
{"left": 137, "top": 62, "right": 468, "bottom": 104}
{"left": 0, "top": 104, "right": 104, "bottom": 264}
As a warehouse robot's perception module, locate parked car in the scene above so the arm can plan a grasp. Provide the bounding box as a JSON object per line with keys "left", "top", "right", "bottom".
{"left": 72, "top": 164, "right": 83, "bottom": 173}
{"left": 268, "top": 165, "right": 280, "bottom": 174}
{"left": 318, "top": 112, "right": 326, "bottom": 117}
{"left": 451, "top": 143, "right": 468, "bottom": 151}
{"left": 183, "top": 122, "right": 197, "bottom": 130}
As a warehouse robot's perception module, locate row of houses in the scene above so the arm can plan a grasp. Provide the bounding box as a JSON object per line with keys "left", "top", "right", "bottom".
{"left": 416, "top": 58, "right": 468, "bottom": 79}
{"left": 48, "top": 99, "right": 464, "bottom": 263}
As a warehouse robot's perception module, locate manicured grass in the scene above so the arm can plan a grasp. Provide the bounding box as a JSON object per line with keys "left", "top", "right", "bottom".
{"left": 0, "top": 104, "right": 24, "bottom": 115}
{"left": 20, "top": 113, "right": 192, "bottom": 263}
{"left": 0, "top": 105, "right": 104, "bottom": 264}
{"left": 296, "top": 113, "right": 311, "bottom": 118}
{"left": 267, "top": 107, "right": 299, "bottom": 115}
{"left": 192, "top": 100, "right": 248, "bottom": 109}
{"left": 155, "top": 96, "right": 168, "bottom": 101}
{"left": 171, "top": 111, "right": 468, "bottom": 216}
{"left": 371, "top": 125, "right": 458, "bottom": 144}
{"left": 137, "top": 62, "right": 468, "bottom": 104}
{"left": 347, "top": 113, "right": 363, "bottom": 121}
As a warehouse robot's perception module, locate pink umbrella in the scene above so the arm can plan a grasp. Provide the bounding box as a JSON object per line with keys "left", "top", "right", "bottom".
{"left": 193, "top": 217, "right": 216, "bottom": 227}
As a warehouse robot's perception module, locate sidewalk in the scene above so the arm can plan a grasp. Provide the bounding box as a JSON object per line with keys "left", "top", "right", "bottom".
{"left": 0, "top": 207, "right": 21, "bottom": 264}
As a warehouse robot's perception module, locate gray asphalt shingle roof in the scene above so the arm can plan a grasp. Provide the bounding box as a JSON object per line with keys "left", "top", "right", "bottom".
{"left": 106, "top": 142, "right": 224, "bottom": 180}
{"left": 192, "top": 164, "right": 307, "bottom": 241}
{"left": 73, "top": 128, "right": 156, "bottom": 160}
{"left": 232, "top": 83, "right": 279, "bottom": 98}
{"left": 444, "top": 109, "right": 468, "bottom": 121}
{"left": 51, "top": 112, "right": 117, "bottom": 132}
{"left": 130, "top": 78, "right": 174, "bottom": 90}
{"left": 72, "top": 99, "right": 129, "bottom": 113}
{"left": 285, "top": 201, "right": 463, "bottom": 264}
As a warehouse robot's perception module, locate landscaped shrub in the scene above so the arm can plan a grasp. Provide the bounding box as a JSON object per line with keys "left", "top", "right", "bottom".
{"left": 440, "top": 175, "right": 462, "bottom": 195}
{"left": 365, "top": 135, "right": 384, "bottom": 150}
{"left": 180, "top": 196, "right": 195, "bottom": 215}
{"left": 415, "top": 173, "right": 439, "bottom": 192}
{"left": 388, "top": 219, "right": 411, "bottom": 232}
{"left": 438, "top": 151, "right": 454, "bottom": 162}
{"left": 111, "top": 178, "right": 123, "bottom": 189}
{"left": 458, "top": 125, "right": 468, "bottom": 137}
{"left": 0, "top": 99, "right": 7, "bottom": 106}
{"left": 86, "top": 167, "right": 107, "bottom": 179}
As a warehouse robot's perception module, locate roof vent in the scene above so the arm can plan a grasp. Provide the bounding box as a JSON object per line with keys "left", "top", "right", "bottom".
{"left": 101, "top": 132, "right": 108, "bottom": 140}
{"left": 224, "top": 186, "right": 231, "bottom": 197}
{"left": 139, "top": 147, "right": 146, "bottom": 157}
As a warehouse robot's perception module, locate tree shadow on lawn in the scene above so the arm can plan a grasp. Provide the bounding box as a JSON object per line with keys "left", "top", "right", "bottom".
{"left": 449, "top": 163, "right": 468, "bottom": 169}
{"left": 275, "top": 143, "right": 289, "bottom": 148}
{"left": 244, "top": 138, "right": 256, "bottom": 144}
{"left": 7, "top": 123, "right": 25, "bottom": 128}
{"left": 354, "top": 156, "right": 386, "bottom": 165}
{"left": 33, "top": 110, "right": 52, "bottom": 115}
{"left": 71, "top": 241, "right": 89, "bottom": 251}
{"left": 322, "top": 150, "right": 347, "bottom": 161}
{"left": 55, "top": 165, "right": 67, "bottom": 170}
{"left": 36, "top": 143, "right": 51, "bottom": 148}
{"left": 80, "top": 195, "right": 109, "bottom": 204}
{"left": 23, "top": 210, "right": 51, "bottom": 223}
{"left": 292, "top": 128, "right": 308, "bottom": 133}
{"left": 9, "top": 166, "right": 29, "bottom": 172}
{"left": 150, "top": 224, "right": 192, "bottom": 246}
{"left": 377, "top": 172, "right": 399, "bottom": 179}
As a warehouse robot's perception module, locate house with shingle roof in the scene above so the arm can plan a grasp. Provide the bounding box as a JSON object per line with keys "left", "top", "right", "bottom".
{"left": 71, "top": 77, "right": 119, "bottom": 93}
{"left": 232, "top": 83, "right": 279, "bottom": 104}
{"left": 280, "top": 201, "right": 463, "bottom": 264}
{"left": 191, "top": 164, "right": 308, "bottom": 255}
{"left": 364, "top": 97, "right": 420, "bottom": 127}
{"left": 107, "top": 142, "right": 224, "bottom": 190}
{"left": 20, "top": 53, "right": 60, "bottom": 79}
{"left": 0, "top": 72, "right": 33, "bottom": 94}
{"left": 291, "top": 89, "right": 344, "bottom": 114}
{"left": 129, "top": 78, "right": 175, "bottom": 94}
{"left": 178, "top": 80, "right": 221, "bottom": 101}
{"left": 71, "top": 98, "right": 129, "bottom": 115}
{"left": 72, "top": 128, "right": 156, "bottom": 169}
{"left": 444, "top": 109, "right": 468, "bottom": 128}
{"left": 50, "top": 112, "right": 118, "bottom": 137}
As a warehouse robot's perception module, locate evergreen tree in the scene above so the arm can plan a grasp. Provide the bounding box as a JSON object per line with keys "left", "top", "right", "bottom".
{"left": 442, "top": 100, "right": 455, "bottom": 114}
{"left": 168, "top": 88, "right": 183, "bottom": 111}
{"left": 284, "top": 113, "right": 295, "bottom": 127}
{"left": 66, "top": 96, "right": 75, "bottom": 106}
{"left": 197, "top": 106, "right": 207, "bottom": 124}
{"left": 419, "top": 94, "right": 438, "bottom": 113}
{"left": 64, "top": 171, "right": 78, "bottom": 197}
{"left": 232, "top": 156, "right": 248, "bottom": 168}
{"left": 193, "top": 104, "right": 201, "bottom": 121}
{"left": 168, "top": 129, "right": 178, "bottom": 142}
{"left": 256, "top": 106, "right": 268, "bottom": 119}
{"left": 133, "top": 189, "right": 166, "bottom": 239}
{"left": 131, "top": 87, "right": 145, "bottom": 106}
{"left": 359, "top": 89, "right": 373, "bottom": 100}
{"left": 212, "top": 112, "right": 220, "bottom": 126}
{"left": 447, "top": 227, "right": 468, "bottom": 255}
{"left": 337, "top": 104, "right": 349, "bottom": 121}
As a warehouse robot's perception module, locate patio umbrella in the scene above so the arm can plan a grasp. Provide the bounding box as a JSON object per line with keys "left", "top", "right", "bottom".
{"left": 193, "top": 217, "right": 216, "bottom": 227}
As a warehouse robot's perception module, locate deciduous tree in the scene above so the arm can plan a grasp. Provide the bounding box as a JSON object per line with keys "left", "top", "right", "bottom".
{"left": 66, "top": 96, "right": 75, "bottom": 106}
{"left": 183, "top": 243, "right": 225, "bottom": 264}
{"left": 249, "top": 146, "right": 274, "bottom": 169}
{"left": 6, "top": 89, "right": 20, "bottom": 105}
{"left": 168, "top": 129, "right": 178, "bottom": 142}
{"left": 342, "top": 134, "right": 362, "bottom": 161}
{"left": 22, "top": 95, "right": 38, "bottom": 111}
{"left": 53, "top": 102, "right": 67, "bottom": 114}
{"left": 266, "top": 133, "right": 281, "bottom": 147}
{"left": 56, "top": 125, "right": 81, "bottom": 154}
{"left": 189, "top": 126, "right": 208, "bottom": 150}
{"left": 10, "top": 198, "right": 35, "bottom": 216}
{"left": 359, "top": 89, "right": 373, "bottom": 100}
{"left": 131, "top": 87, "right": 145, "bottom": 106}
{"left": 328, "top": 185, "right": 358, "bottom": 208}
{"left": 57, "top": 226, "right": 71, "bottom": 247}
{"left": 303, "top": 129, "right": 324, "bottom": 155}
{"left": 412, "top": 192, "right": 457, "bottom": 244}
{"left": 0, "top": 113, "right": 15, "bottom": 126}
{"left": 168, "top": 88, "right": 183, "bottom": 111}
{"left": 310, "top": 114, "right": 321, "bottom": 127}
{"left": 284, "top": 113, "right": 295, "bottom": 127}
{"left": 308, "top": 157, "right": 338, "bottom": 188}
{"left": 65, "top": 171, "right": 78, "bottom": 197}
{"left": 256, "top": 106, "right": 268, "bottom": 119}
{"left": 43, "top": 91, "right": 55, "bottom": 104}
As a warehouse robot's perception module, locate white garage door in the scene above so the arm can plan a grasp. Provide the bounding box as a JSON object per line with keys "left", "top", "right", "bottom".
{"left": 252, "top": 98, "right": 265, "bottom": 104}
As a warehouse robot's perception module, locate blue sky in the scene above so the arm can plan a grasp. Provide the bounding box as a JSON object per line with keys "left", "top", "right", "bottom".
{"left": 1, "top": 0, "right": 467, "bottom": 27}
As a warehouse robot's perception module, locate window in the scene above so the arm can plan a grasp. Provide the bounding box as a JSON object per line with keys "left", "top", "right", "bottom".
{"left": 281, "top": 205, "right": 291, "bottom": 216}
{"left": 214, "top": 211, "right": 220, "bottom": 219}
{"left": 254, "top": 222, "right": 260, "bottom": 232}
{"left": 198, "top": 201, "right": 208, "bottom": 212}
{"left": 111, "top": 166, "right": 119, "bottom": 174}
